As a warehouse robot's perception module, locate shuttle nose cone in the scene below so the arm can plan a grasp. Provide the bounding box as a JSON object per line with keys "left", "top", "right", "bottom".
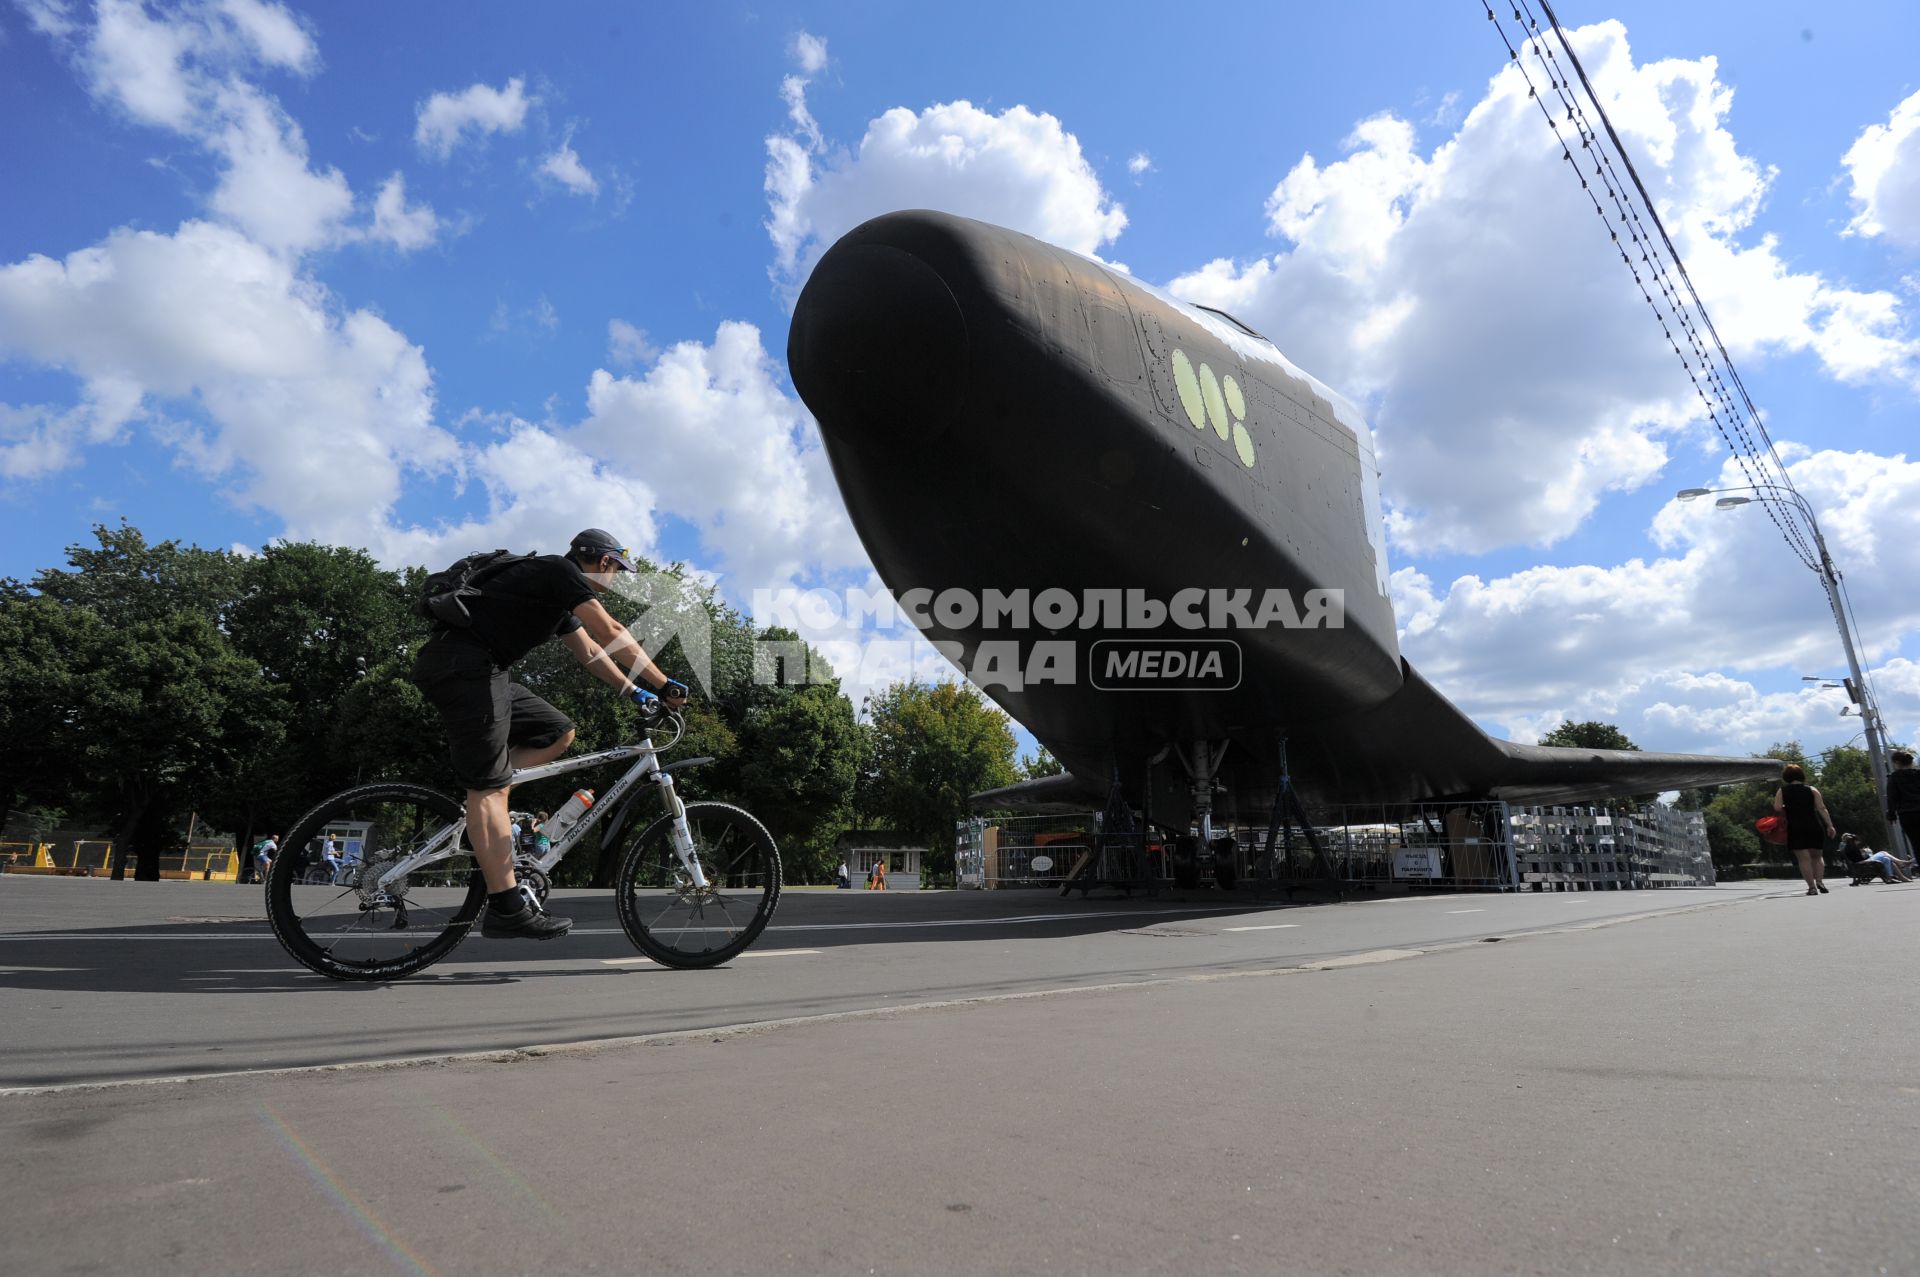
{"left": 788, "top": 238, "right": 967, "bottom": 446}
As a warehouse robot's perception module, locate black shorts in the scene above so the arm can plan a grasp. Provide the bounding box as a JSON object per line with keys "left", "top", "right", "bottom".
{"left": 411, "top": 636, "right": 575, "bottom": 791}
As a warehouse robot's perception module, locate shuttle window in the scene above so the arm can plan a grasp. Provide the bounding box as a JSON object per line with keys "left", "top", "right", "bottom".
{"left": 1193, "top": 304, "right": 1269, "bottom": 341}
{"left": 1198, "top": 363, "right": 1229, "bottom": 440}
{"left": 1171, "top": 349, "right": 1206, "bottom": 430}
{"left": 1168, "top": 346, "right": 1259, "bottom": 472}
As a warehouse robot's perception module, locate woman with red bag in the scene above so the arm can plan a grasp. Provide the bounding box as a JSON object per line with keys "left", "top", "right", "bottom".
{"left": 1774, "top": 763, "right": 1836, "bottom": 896}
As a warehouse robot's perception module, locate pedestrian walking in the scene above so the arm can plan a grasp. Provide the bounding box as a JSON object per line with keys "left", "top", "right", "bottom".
{"left": 1775, "top": 763, "right": 1836, "bottom": 895}
{"left": 1887, "top": 749, "right": 1920, "bottom": 860}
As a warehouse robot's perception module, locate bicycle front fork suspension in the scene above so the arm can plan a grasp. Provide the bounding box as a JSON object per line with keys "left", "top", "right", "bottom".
{"left": 655, "top": 772, "right": 710, "bottom": 890}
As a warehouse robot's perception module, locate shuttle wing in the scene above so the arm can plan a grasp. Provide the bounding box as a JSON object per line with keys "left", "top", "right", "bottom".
{"left": 971, "top": 772, "right": 1105, "bottom": 815}
{"left": 1480, "top": 741, "right": 1779, "bottom": 805}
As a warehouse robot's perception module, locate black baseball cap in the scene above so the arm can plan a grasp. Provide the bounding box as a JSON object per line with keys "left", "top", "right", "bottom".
{"left": 570, "top": 528, "right": 636, "bottom": 571}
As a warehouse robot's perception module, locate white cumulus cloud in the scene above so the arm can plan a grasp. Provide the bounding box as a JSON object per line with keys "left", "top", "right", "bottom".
{"left": 42, "top": 2, "right": 428, "bottom": 257}
{"left": 537, "top": 139, "right": 599, "bottom": 197}
{"left": 1394, "top": 448, "right": 1920, "bottom": 754}
{"left": 414, "top": 76, "right": 532, "bottom": 160}
{"left": 369, "top": 172, "right": 439, "bottom": 251}
{"left": 766, "top": 99, "right": 1128, "bottom": 285}
{"left": 1167, "top": 20, "right": 1920, "bottom": 557}
{"left": 85, "top": 0, "right": 198, "bottom": 128}
{"left": 212, "top": 0, "right": 316, "bottom": 74}
{"left": 790, "top": 31, "right": 827, "bottom": 76}
{"left": 80, "top": 0, "right": 315, "bottom": 131}
{"left": 16, "top": 0, "right": 78, "bottom": 39}
{"left": 368, "top": 422, "right": 661, "bottom": 575}
{"left": 0, "top": 221, "right": 455, "bottom": 543}
{"left": 205, "top": 82, "right": 353, "bottom": 254}
{"left": 1843, "top": 88, "right": 1920, "bottom": 251}
{"left": 572, "top": 321, "right": 867, "bottom": 591}
{"left": 606, "top": 319, "right": 656, "bottom": 367}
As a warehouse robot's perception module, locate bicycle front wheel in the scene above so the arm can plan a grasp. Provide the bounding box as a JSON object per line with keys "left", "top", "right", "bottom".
{"left": 614, "top": 802, "right": 781, "bottom": 968}
{"left": 268, "top": 783, "right": 484, "bottom": 982}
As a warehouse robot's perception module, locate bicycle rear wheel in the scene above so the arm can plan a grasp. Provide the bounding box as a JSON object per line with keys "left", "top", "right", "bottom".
{"left": 267, "top": 783, "right": 484, "bottom": 982}
{"left": 614, "top": 802, "right": 781, "bottom": 968}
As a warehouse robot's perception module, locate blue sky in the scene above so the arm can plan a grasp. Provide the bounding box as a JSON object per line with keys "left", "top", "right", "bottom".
{"left": 3, "top": 0, "right": 1919, "bottom": 760}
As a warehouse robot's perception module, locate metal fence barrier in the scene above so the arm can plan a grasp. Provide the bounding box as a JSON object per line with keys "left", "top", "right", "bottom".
{"left": 962, "top": 801, "right": 1713, "bottom": 893}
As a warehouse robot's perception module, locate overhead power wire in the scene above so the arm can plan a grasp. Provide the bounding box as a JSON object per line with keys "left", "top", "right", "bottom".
{"left": 1530, "top": 1, "right": 1814, "bottom": 562}
{"left": 1481, "top": 1, "right": 1888, "bottom": 729}
{"left": 1477, "top": 0, "right": 1820, "bottom": 572}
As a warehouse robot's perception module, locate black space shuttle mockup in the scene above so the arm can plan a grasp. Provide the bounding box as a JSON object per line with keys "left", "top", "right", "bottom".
{"left": 787, "top": 210, "right": 1774, "bottom": 832}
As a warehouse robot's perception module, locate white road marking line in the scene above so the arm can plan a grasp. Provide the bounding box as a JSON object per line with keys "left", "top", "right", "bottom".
{"left": 1447, "top": 909, "right": 1487, "bottom": 914}
{"left": 600, "top": 948, "right": 820, "bottom": 966}
{"left": 1222, "top": 924, "right": 1301, "bottom": 932}
{"left": 770, "top": 907, "right": 1250, "bottom": 932}
{"left": 1306, "top": 948, "right": 1425, "bottom": 969}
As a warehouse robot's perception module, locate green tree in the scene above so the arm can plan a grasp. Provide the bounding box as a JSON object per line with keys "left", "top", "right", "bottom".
{"left": 1540, "top": 720, "right": 1639, "bottom": 751}
{"left": 1813, "top": 745, "right": 1890, "bottom": 850}
{"left": 226, "top": 541, "right": 417, "bottom": 798}
{"left": 329, "top": 651, "right": 452, "bottom": 789}
{"left": 0, "top": 597, "right": 91, "bottom": 828}
{"left": 27, "top": 521, "right": 241, "bottom": 628}
{"left": 1020, "top": 746, "right": 1064, "bottom": 780}
{"left": 6, "top": 529, "right": 275, "bottom": 875}
{"left": 71, "top": 610, "right": 286, "bottom": 879}
{"left": 865, "top": 682, "right": 1018, "bottom": 879}
{"left": 734, "top": 682, "right": 859, "bottom": 883}
{"left": 1701, "top": 806, "right": 1757, "bottom": 875}
{"left": 1703, "top": 742, "right": 1802, "bottom": 871}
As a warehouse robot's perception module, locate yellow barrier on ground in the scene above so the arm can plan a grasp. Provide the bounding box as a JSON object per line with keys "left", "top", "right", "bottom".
{"left": 69, "top": 841, "right": 113, "bottom": 873}
{"left": 0, "top": 842, "right": 54, "bottom": 869}
{"left": 2, "top": 840, "right": 239, "bottom": 879}
{"left": 181, "top": 844, "right": 240, "bottom": 881}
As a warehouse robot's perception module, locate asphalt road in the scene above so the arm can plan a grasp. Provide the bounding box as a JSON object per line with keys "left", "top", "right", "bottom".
{"left": 1, "top": 876, "right": 1782, "bottom": 1088}
{"left": 3, "top": 876, "right": 1915, "bottom": 1275}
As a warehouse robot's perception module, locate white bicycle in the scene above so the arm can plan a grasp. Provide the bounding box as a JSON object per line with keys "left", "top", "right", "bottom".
{"left": 266, "top": 711, "right": 781, "bottom": 982}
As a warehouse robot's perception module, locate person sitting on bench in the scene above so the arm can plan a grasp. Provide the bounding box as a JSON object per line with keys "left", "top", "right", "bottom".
{"left": 1843, "top": 833, "right": 1914, "bottom": 883}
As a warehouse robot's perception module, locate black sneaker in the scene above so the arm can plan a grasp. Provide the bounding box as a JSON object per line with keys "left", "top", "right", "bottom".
{"left": 481, "top": 889, "right": 573, "bottom": 940}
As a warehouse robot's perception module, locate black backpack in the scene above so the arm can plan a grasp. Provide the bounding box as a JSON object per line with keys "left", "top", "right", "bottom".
{"left": 415, "top": 549, "right": 534, "bottom": 628}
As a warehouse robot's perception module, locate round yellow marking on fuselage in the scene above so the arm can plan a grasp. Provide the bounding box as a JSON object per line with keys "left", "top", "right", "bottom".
{"left": 1232, "top": 422, "right": 1256, "bottom": 468}
{"left": 1199, "top": 363, "right": 1229, "bottom": 440}
{"left": 1224, "top": 374, "right": 1245, "bottom": 422}
{"left": 1171, "top": 349, "right": 1205, "bottom": 429}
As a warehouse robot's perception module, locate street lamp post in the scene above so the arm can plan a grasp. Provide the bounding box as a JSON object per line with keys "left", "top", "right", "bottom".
{"left": 1677, "top": 483, "right": 1901, "bottom": 854}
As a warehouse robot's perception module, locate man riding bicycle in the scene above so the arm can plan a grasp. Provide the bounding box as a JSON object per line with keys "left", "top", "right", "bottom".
{"left": 411, "top": 528, "right": 687, "bottom": 940}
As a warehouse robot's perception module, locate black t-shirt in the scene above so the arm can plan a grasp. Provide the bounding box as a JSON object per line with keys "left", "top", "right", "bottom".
{"left": 1889, "top": 768, "right": 1920, "bottom": 814}
{"left": 457, "top": 554, "right": 597, "bottom": 666}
